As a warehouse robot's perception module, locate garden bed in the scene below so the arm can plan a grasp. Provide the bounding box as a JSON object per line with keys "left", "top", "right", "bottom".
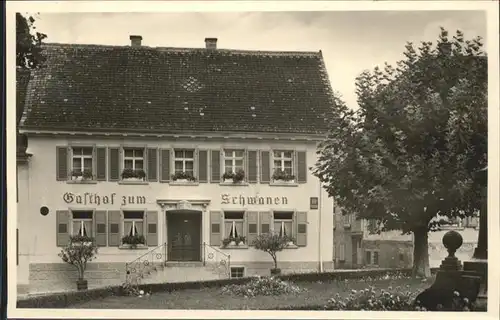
{"left": 70, "top": 275, "right": 433, "bottom": 310}
{"left": 17, "top": 268, "right": 438, "bottom": 309}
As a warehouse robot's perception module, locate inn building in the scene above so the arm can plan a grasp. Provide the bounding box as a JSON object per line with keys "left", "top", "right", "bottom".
{"left": 16, "top": 36, "right": 336, "bottom": 294}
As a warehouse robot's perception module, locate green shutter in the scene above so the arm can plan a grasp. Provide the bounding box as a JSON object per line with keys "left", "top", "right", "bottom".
{"left": 146, "top": 211, "right": 158, "bottom": 246}
{"left": 296, "top": 211, "right": 307, "bottom": 246}
{"left": 96, "top": 147, "right": 107, "bottom": 181}
{"left": 160, "top": 149, "right": 171, "bottom": 182}
{"left": 259, "top": 211, "right": 271, "bottom": 234}
{"left": 94, "top": 210, "right": 107, "bottom": 246}
{"left": 108, "top": 210, "right": 122, "bottom": 246}
{"left": 210, "top": 150, "right": 220, "bottom": 183}
{"left": 198, "top": 150, "right": 208, "bottom": 183}
{"left": 247, "top": 150, "right": 258, "bottom": 183}
{"left": 246, "top": 211, "right": 258, "bottom": 245}
{"left": 210, "top": 211, "right": 221, "bottom": 246}
{"left": 260, "top": 151, "right": 270, "bottom": 183}
{"left": 108, "top": 147, "right": 120, "bottom": 181}
{"left": 297, "top": 151, "right": 307, "bottom": 183}
{"left": 56, "top": 210, "right": 70, "bottom": 246}
{"left": 56, "top": 146, "right": 68, "bottom": 181}
{"left": 147, "top": 148, "right": 158, "bottom": 181}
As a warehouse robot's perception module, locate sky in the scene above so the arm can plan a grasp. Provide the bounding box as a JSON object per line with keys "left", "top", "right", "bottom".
{"left": 29, "top": 10, "right": 486, "bottom": 110}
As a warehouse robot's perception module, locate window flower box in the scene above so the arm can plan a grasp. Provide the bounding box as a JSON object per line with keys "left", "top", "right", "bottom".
{"left": 121, "top": 234, "right": 146, "bottom": 249}
{"left": 70, "top": 169, "right": 94, "bottom": 181}
{"left": 121, "top": 168, "right": 146, "bottom": 181}
{"left": 222, "top": 169, "right": 245, "bottom": 184}
{"left": 171, "top": 171, "right": 196, "bottom": 183}
{"left": 69, "top": 235, "right": 94, "bottom": 246}
{"left": 272, "top": 170, "right": 296, "bottom": 183}
{"left": 237, "top": 236, "right": 246, "bottom": 246}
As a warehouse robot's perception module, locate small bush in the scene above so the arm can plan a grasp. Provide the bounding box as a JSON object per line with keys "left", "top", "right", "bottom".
{"left": 221, "top": 276, "right": 305, "bottom": 298}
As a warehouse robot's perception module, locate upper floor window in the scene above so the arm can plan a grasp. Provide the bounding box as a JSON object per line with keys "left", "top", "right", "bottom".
{"left": 223, "top": 149, "right": 244, "bottom": 173}
{"left": 174, "top": 150, "right": 195, "bottom": 175}
{"left": 273, "top": 150, "right": 293, "bottom": 175}
{"left": 72, "top": 211, "right": 93, "bottom": 237}
{"left": 123, "top": 148, "right": 144, "bottom": 170}
{"left": 72, "top": 147, "right": 93, "bottom": 174}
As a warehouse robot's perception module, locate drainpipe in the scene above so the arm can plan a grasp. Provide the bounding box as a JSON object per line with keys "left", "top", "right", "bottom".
{"left": 318, "top": 179, "right": 323, "bottom": 272}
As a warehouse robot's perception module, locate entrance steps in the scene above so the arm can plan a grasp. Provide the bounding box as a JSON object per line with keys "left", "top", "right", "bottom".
{"left": 138, "top": 261, "right": 229, "bottom": 284}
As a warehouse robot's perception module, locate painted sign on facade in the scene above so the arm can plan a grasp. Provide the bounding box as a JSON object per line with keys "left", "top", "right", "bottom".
{"left": 221, "top": 193, "right": 288, "bottom": 206}
{"left": 62, "top": 192, "right": 146, "bottom": 206}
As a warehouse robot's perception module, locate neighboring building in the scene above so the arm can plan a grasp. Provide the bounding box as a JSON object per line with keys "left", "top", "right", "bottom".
{"left": 16, "top": 36, "right": 336, "bottom": 294}
{"left": 333, "top": 210, "right": 479, "bottom": 269}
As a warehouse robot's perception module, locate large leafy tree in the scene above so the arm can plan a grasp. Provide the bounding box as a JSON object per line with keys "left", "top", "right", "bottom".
{"left": 314, "top": 28, "right": 487, "bottom": 278}
{"left": 16, "top": 12, "right": 47, "bottom": 68}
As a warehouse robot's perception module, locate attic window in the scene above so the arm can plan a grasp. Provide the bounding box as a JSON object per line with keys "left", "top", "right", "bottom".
{"left": 182, "top": 76, "right": 204, "bottom": 93}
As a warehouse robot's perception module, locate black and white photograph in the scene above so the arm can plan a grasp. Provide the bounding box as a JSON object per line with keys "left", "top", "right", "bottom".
{"left": 7, "top": 0, "right": 499, "bottom": 317}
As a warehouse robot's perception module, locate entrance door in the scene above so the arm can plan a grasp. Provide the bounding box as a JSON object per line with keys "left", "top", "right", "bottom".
{"left": 167, "top": 212, "right": 201, "bottom": 261}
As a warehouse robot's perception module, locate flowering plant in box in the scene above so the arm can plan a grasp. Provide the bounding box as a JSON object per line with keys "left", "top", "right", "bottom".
{"left": 71, "top": 169, "right": 94, "bottom": 180}
{"left": 121, "top": 168, "right": 146, "bottom": 180}
{"left": 222, "top": 169, "right": 245, "bottom": 183}
{"left": 58, "top": 235, "right": 98, "bottom": 291}
{"left": 272, "top": 170, "right": 295, "bottom": 182}
{"left": 171, "top": 171, "right": 196, "bottom": 182}
{"left": 121, "top": 234, "right": 146, "bottom": 248}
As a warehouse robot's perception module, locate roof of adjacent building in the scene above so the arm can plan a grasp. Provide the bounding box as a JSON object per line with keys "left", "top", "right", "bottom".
{"left": 18, "top": 40, "right": 335, "bottom": 135}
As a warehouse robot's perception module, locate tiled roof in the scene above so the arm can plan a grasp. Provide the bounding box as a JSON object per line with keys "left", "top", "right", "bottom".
{"left": 19, "top": 43, "right": 334, "bottom": 135}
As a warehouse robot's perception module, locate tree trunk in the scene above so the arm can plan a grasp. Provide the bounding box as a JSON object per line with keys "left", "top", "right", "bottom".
{"left": 412, "top": 226, "right": 431, "bottom": 278}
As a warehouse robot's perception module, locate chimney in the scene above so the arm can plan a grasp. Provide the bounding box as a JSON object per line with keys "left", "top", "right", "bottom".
{"left": 205, "top": 38, "right": 217, "bottom": 50}
{"left": 129, "top": 35, "right": 142, "bottom": 47}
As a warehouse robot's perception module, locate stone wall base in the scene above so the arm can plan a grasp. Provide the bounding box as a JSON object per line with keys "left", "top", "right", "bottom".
{"left": 26, "top": 261, "right": 335, "bottom": 295}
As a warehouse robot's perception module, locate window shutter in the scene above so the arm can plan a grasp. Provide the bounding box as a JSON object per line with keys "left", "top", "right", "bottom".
{"left": 56, "top": 210, "right": 70, "bottom": 246}
{"left": 94, "top": 210, "right": 107, "bottom": 246}
{"left": 159, "top": 149, "right": 171, "bottom": 182}
{"left": 295, "top": 211, "right": 307, "bottom": 246}
{"left": 246, "top": 211, "right": 258, "bottom": 245}
{"left": 108, "top": 147, "right": 120, "bottom": 181}
{"left": 297, "top": 151, "right": 307, "bottom": 183}
{"left": 56, "top": 146, "right": 68, "bottom": 181}
{"left": 108, "top": 210, "right": 122, "bottom": 246}
{"left": 147, "top": 148, "right": 158, "bottom": 182}
{"left": 259, "top": 211, "right": 271, "bottom": 234}
{"left": 210, "top": 211, "right": 221, "bottom": 246}
{"left": 96, "top": 147, "right": 107, "bottom": 181}
{"left": 146, "top": 211, "right": 158, "bottom": 246}
{"left": 260, "top": 151, "right": 270, "bottom": 183}
{"left": 198, "top": 150, "right": 208, "bottom": 183}
{"left": 210, "top": 150, "right": 220, "bottom": 183}
{"left": 247, "top": 150, "right": 258, "bottom": 183}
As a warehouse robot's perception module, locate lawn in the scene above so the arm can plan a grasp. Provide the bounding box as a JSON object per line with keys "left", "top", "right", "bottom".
{"left": 71, "top": 276, "right": 434, "bottom": 310}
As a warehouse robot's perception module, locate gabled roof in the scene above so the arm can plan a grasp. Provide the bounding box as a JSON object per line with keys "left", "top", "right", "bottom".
{"left": 19, "top": 42, "right": 335, "bottom": 135}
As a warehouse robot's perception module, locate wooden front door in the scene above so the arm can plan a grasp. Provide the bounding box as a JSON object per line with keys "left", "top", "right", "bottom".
{"left": 167, "top": 213, "right": 201, "bottom": 261}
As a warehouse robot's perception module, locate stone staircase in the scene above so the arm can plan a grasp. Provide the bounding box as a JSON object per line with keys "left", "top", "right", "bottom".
{"left": 125, "top": 242, "right": 231, "bottom": 285}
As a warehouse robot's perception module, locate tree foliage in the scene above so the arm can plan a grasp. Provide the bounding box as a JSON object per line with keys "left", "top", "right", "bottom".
{"left": 58, "top": 236, "right": 99, "bottom": 280}
{"left": 253, "top": 232, "right": 293, "bottom": 270}
{"left": 313, "top": 28, "right": 487, "bottom": 277}
{"left": 16, "top": 12, "right": 47, "bottom": 69}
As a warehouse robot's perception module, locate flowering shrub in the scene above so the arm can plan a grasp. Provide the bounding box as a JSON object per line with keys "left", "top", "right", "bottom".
{"left": 58, "top": 236, "right": 98, "bottom": 281}
{"left": 252, "top": 232, "right": 293, "bottom": 272}
{"left": 221, "top": 276, "right": 305, "bottom": 298}
{"left": 121, "top": 282, "right": 152, "bottom": 297}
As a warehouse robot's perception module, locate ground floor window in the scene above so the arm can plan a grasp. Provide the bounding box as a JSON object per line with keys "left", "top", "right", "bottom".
{"left": 224, "top": 211, "right": 244, "bottom": 240}
{"left": 72, "top": 210, "right": 93, "bottom": 237}
{"left": 273, "top": 211, "right": 293, "bottom": 238}
{"left": 365, "top": 249, "right": 380, "bottom": 266}
{"left": 123, "top": 211, "right": 145, "bottom": 236}
{"left": 230, "top": 267, "right": 245, "bottom": 278}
